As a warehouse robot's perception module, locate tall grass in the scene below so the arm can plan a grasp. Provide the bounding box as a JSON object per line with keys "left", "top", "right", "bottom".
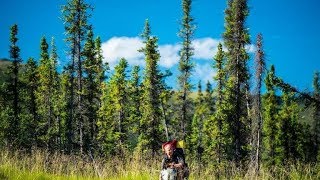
{"left": 0, "top": 149, "right": 319, "bottom": 179}
{"left": 0, "top": 149, "right": 160, "bottom": 179}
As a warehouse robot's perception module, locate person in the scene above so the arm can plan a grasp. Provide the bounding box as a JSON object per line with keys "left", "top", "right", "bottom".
{"left": 160, "top": 143, "right": 185, "bottom": 180}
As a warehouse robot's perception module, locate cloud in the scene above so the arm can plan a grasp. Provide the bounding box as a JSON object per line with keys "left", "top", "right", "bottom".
{"left": 101, "top": 36, "right": 255, "bottom": 69}
{"left": 193, "top": 38, "right": 221, "bottom": 59}
{"left": 193, "top": 63, "right": 217, "bottom": 84}
{"left": 159, "top": 44, "right": 180, "bottom": 68}
{"left": 101, "top": 36, "right": 144, "bottom": 68}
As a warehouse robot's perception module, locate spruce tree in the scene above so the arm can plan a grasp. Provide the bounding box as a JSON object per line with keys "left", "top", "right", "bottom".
{"left": 4, "top": 24, "right": 22, "bottom": 148}
{"left": 62, "top": 0, "right": 92, "bottom": 154}
{"left": 262, "top": 65, "right": 280, "bottom": 166}
{"left": 190, "top": 81, "right": 204, "bottom": 162}
{"left": 36, "top": 37, "right": 54, "bottom": 149}
{"left": 48, "top": 37, "right": 60, "bottom": 151}
{"left": 203, "top": 43, "right": 226, "bottom": 168}
{"left": 136, "top": 20, "right": 164, "bottom": 157}
{"left": 92, "top": 36, "right": 108, "bottom": 153}
{"left": 251, "top": 33, "right": 265, "bottom": 171}
{"left": 222, "top": 0, "right": 251, "bottom": 164}
{"left": 19, "top": 57, "right": 38, "bottom": 150}
{"left": 127, "top": 65, "right": 142, "bottom": 149}
{"left": 278, "top": 91, "right": 300, "bottom": 163}
{"left": 177, "top": 0, "right": 195, "bottom": 143}
{"left": 98, "top": 58, "right": 129, "bottom": 157}
{"left": 59, "top": 69, "right": 74, "bottom": 152}
{"left": 83, "top": 28, "right": 106, "bottom": 152}
{"left": 158, "top": 70, "right": 173, "bottom": 141}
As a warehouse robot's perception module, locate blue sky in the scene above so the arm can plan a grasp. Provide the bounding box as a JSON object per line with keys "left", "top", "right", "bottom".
{"left": 1, "top": 0, "right": 320, "bottom": 91}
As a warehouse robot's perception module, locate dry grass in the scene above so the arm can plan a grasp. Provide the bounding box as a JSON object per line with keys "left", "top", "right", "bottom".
{"left": 0, "top": 149, "right": 319, "bottom": 179}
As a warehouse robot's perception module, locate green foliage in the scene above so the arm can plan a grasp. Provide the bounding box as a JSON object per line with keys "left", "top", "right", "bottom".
{"left": 136, "top": 20, "right": 164, "bottom": 156}
{"left": 19, "top": 57, "right": 38, "bottom": 150}
{"left": 190, "top": 82, "right": 204, "bottom": 159}
{"left": 3, "top": 24, "right": 22, "bottom": 148}
{"left": 36, "top": 37, "right": 60, "bottom": 150}
{"left": 278, "top": 91, "right": 301, "bottom": 163}
{"left": 1, "top": 0, "right": 320, "bottom": 176}
{"left": 83, "top": 28, "right": 107, "bottom": 153}
{"left": 61, "top": 0, "right": 93, "bottom": 154}
{"left": 98, "top": 58, "right": 129, "bottom": 156}
{"left": 203, "top": 43, "right": 227, "bottom": 167}
{"left": 127, "top": 65, "right": 142, "bottom": 149}
{"left": 262, "top": 65, "right": 279, "bottom": 166}
{"left": 222, "top": 0, "right": 251, "bottom": 164}
{"left": 176, "top": 0, "right": 196, "bottom": 144}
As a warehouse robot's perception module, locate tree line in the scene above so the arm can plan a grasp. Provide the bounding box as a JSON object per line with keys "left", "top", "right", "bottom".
{"left": 0, "top": 0, "right": 319, "bottom": 173}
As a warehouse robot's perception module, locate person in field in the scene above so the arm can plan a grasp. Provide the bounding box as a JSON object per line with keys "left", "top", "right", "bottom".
{"left": 160, "top": 141, "right": 185, "bottom": 180}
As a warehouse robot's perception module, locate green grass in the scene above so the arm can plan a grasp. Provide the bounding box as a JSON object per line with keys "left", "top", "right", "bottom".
{"left": 0, "top": 150, "right": 319, "bottom": 179}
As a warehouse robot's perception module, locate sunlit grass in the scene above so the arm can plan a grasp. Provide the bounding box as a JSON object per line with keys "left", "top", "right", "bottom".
{"left": 0, "top": 149, "right": 319, "bottom": 179}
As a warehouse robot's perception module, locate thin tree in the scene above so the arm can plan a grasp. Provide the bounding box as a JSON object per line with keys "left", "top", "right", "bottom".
{"left": 83, "top": 28, "right": 105, "bottom": 152}
{"left": 177, "top": 0, "right": 195, "bottom": 143}
{"left": 62, "top": 0, "right": 92, "bottom": 154}
{"left": 36, "top": 37, "right": 57, "bottom": 150}
{"left": 20, "top": 57, "right": 38, "bottom": 150}
{"left": 136, "top": 19, "right": 164, "bottom": 157}
{"left": 251, "top": 33, "right": 265, "bottom": 172}
{"left": 262, "top": 65, "right": 279, "bottom": 166}
{"left": 190, "top": 81, "right": 204, "bottom": 175}
{"left": 203, "top": 43, "right": 225, "bottom": 177}
{"left": 49, "top": 37, "right": 60, "bottom": 151}
{"left": 222, "top": 0, "right": 251, "bottom": 164}
{"left": 5, "top": 24, "right": 22, "bottom": 148}
{"left": 128, "top": 65, "right": 142, "bottom": 148}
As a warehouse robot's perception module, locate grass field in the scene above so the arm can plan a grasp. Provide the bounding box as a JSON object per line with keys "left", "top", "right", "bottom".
{"left": 0, "top": 150, "right": 319, "bottom": 180}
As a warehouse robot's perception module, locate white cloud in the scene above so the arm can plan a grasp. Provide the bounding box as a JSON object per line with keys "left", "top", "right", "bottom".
{"left": 192, "top": 38, "right": 221, "bottom": 59}
{"left": 101, "top": 36, "right": 255, "bottom": 69}
{"left": 193, "top": 63, "right": 217, "bottom": 84}
{"left": 159, "top": 44, "right": 180, "bottom": 68}
{"left": 101, "top": 36, "right": 144, "bottom": 68}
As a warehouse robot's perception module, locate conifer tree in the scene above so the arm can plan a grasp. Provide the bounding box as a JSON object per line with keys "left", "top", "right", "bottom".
{"left": 177, "top": 0, "right": 195, "bottom": 143}
{"left": 36, "top": 37, "right": 55, "bottom": 149}
{"left": 98, "top": 58, "right": 129, "bottom": 156}
{"left": 190, "top": 81, "right": 204, "bottom": 161}
{"left": 83, "top": 28, "right": 106, "bottom": 152}
{"left": 262, "top": 65, "right": 280, "bottom": 166}
{"left": 62, "top": 0, "right": 92, "bottom": 154}
{"left": 222, "top": 0, "right": 251, "bottom": 164}
{"left": 251, "top": 33, "right": 265, "bottom": 171}
{"left": 4, "top": 24, "right": 22, "bottom": 148}
{"left": 278, "top": 91, "right": 300, "bottom": 163}
{"left": 136, "top": 20, "right": 164, "bottom": 157}
{"left": 158, "top": 70, "right": 173, "bottom": 141}
{"left": 48, "top": 37, "right": 60, "bottom": 151}
{"left": 59, "top": 69, "right": 74, "bottom": 152}
{"left": 19, "top": 57, "right": 38, "bottom": 150}
{"left": 127, "top": 65, "right": 142, "bottom": 149}
{"left": 97, "top": 80, "right": 111, "bottom": 155}
{"left": 203, "top": 43, "right": 226, "bottom": 167}
{"left": 111, "top": 58, "right": 129, "bottom": 155}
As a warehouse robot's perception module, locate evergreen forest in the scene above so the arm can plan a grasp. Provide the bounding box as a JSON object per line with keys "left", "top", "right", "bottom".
{"left": 0, "top": 0, "right": 319, "bottom": 179}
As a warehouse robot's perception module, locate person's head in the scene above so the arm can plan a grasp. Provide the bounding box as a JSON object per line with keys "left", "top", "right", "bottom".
{"left": 164, "top": 144, "right": 173, "bottom": 157}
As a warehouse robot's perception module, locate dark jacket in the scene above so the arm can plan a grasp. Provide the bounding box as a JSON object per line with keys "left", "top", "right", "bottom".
{"left": 161, "top": 150, "right": 184, "bottom": 170}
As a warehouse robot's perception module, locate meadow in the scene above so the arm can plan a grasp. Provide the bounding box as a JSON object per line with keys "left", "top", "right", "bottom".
{"left": 0, "top": 150, "right": 319, "bottom": 180}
